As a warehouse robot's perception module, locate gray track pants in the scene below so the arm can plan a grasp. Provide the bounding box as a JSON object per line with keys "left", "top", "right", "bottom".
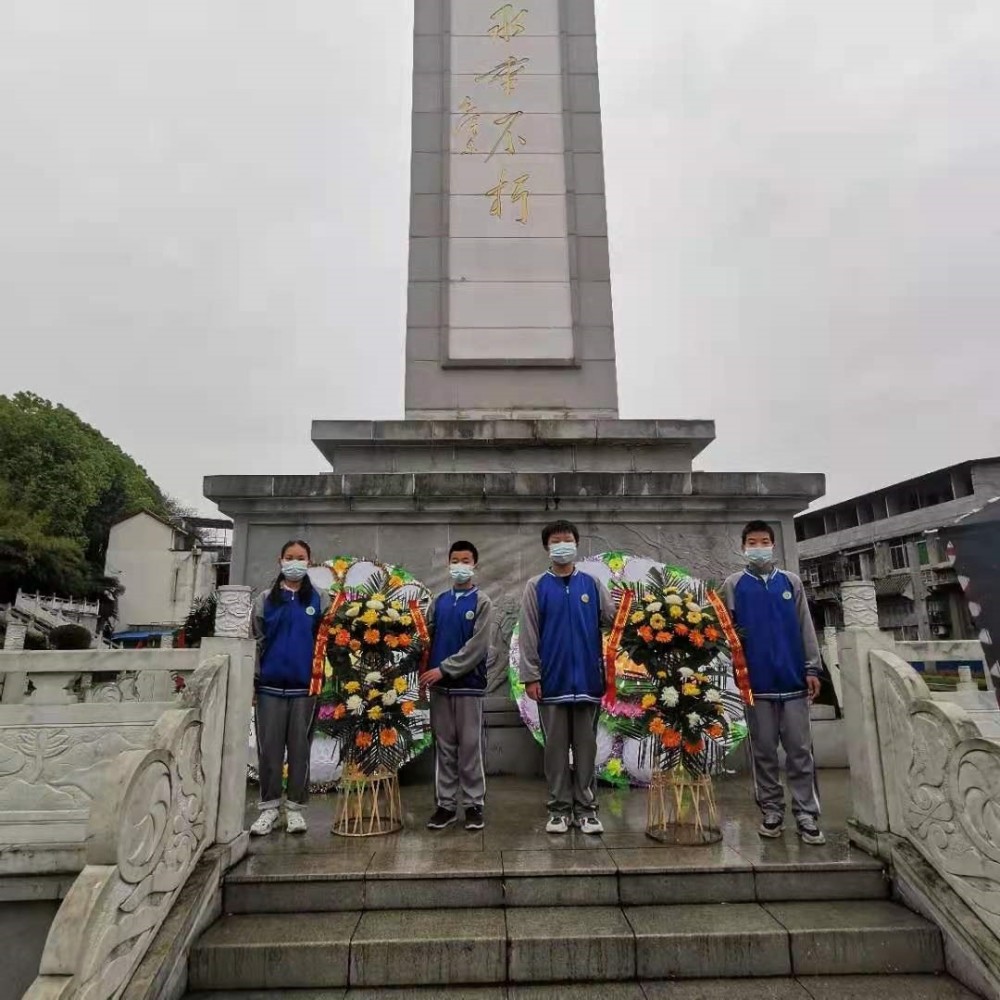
{"left": 430, "top": 691, "right": 486, "bottom": 811}
{"left": 538, "top": 701, "right": 600, "bottom": 819}
{"left": 255, "top": 693, "right": 317, "bottom": 811}
{"left": 746, "top": 696, "right": 821, "bottom": 820}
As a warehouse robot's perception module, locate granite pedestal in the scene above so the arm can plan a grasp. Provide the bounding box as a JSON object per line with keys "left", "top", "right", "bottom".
{"left": 205, "top": 418, "right": 824, "bottom": 774}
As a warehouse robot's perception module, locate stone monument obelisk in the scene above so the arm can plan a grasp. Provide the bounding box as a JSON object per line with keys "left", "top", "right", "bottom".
{"left": 406, "top": 0, "right": 617, "bottom": 418}
{"left": 206, "top": 0, "right": 824, "bottom": 772}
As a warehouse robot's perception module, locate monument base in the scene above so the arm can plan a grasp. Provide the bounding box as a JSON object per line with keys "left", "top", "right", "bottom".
{"left": 206, "top": 419, "right": 824, "bottom": 775}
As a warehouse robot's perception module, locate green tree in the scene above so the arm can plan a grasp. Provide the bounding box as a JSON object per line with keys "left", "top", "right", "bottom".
{"left": 0, "top": 393, "right": 176, "bottom": 600}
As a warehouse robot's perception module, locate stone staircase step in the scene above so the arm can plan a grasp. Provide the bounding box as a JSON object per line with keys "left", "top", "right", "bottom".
{"left": 186, "top": 975, "right": 980, "bottom": 1000}
{"left": 189, "top": 913, "right": 360, "bottom": 991}
{"left": 223, "top": 847, "right": 889, "bottom": 913}
{"left": 763, "top": 900, "right": 945, "bottom": 976}
{"left": 187, "top": 901, "right": 943, "bottom": 991}
{"left": 626, "top": 902, "right": 792, "bottom": 980}
{"left": 507, "top": 905, "right": 636, "bottom": 982}
{"left": 350, "top": 909, "right": 507, "bottom": 988}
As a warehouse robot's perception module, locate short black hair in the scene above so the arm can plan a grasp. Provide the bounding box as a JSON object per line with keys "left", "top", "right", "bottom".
{"left": 742, "top": 520, "right": 775, "bottom": 545}
{"left": 542, "top": 520, "right": 580, "bottom": 547}
{"left": 449, "top": 540, "right": 479, "bottom": 564}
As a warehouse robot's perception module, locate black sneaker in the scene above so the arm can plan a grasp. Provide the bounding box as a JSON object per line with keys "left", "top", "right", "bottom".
{"left": 796, "top": 816, "right": 826, "bottom": 846}
{"left": 758, "top": 813, "right": 785, "bottom": 838}
{"left": 464, "top": 806, "right": 485, "bottom": 831}
{"left": 426, "top": 807, "right": 458, "bottom": 830}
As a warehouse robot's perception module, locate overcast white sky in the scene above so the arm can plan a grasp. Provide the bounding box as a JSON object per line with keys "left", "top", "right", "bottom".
{"left": 1, "top": 0, "right": 997, "bottom": 515}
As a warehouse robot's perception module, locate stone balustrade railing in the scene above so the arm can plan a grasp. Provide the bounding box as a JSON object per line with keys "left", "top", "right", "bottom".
{"left": 1, "top": 586, "right": 256, "bottom": 1000}
{"left": 838, "top": 580, "right": 1000, "bottom": 997}
{"left": 24, "top": 654, "right": 231, "bottom": 999}
{"left": 0, "top": 648, "right": 207, "bottom": 872}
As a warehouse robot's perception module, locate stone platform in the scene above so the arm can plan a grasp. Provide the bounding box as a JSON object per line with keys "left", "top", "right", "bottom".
{"left": 183, "top": 773, "right": 978, "bottom": 998}
{"left": 207, "top": 417, "right": 825, "bottom": 774}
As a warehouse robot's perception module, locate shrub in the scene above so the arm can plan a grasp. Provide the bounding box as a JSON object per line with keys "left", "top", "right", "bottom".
{"left": 49, "top": 623, "right": 93, "bottom": 650}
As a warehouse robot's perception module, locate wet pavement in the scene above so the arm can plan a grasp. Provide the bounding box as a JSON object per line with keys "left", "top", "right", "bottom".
{"left": 241, "top": 769, "right": 878, "bottom": 875}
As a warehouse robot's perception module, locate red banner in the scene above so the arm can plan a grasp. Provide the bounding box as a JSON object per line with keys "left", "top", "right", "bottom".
{"left": 604, "top": 589, "right": 634, "bottom": 706}
{"left": 410, "top": 600, "right": 431, "bottom": 674}
{"left": 310, "top": 590, "right": 346, "bottom": 696}
{"left": 706, "top": 589, "right": 754, "bottom": 706}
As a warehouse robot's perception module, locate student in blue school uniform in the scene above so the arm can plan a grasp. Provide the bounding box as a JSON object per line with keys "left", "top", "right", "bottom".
{"left": 722, "top": 520, "right": 825, "bottom": 845}
{"left": 250, "top": 539, "right": 329, "bottom": 836}
{"left": 422, "top": 541, "right": 494, "bottom": 832}
{"left": 518, "top": 520, "right": 616, "bottom": 834}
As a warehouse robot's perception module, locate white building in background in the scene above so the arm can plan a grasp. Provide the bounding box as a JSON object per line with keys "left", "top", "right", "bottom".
{"left": 104, "top": 511, "right": 231, "bottom": 631}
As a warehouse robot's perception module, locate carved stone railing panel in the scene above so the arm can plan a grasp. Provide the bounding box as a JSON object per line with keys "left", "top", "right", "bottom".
{"left": 0, "top": 704, "right": 172, "bottom": 856}
{"left": 23, "top": 656, "right": 228, "bottom": 1000}
{"left": 213, "top": 585, "right": 252, "bottom": 639}
{"left": 871, "top": 648, "right": 1000, "bottom": 939}
{"left": 0, "top": 650, "right": 202, "bottom": 707}
{"left": 841, "top": 580, "right": 879, "bottom": 628}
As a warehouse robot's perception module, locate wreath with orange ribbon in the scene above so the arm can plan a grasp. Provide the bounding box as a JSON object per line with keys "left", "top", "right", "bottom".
{"left": 312, "top": 559, "right": 432, "bottom": 775}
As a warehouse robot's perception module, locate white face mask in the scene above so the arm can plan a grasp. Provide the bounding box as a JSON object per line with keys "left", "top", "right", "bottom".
{"left": 281, "top": 559, "right": 309, "bottom": 581}
{"left": 449, "top": 564, "right": 475, "bottom": 584}
{"left": 745, "top": 547, "right": 774, "bottom": 567}
{"left": 549, "top": 541, "right": 578, "bottom": 565}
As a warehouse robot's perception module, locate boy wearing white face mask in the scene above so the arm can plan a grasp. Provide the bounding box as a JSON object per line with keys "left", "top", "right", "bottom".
{"left": 722, "top": 520, "right": 825, "bottom": 845}
{"left": 519, "top": 520, "right": 616, "bottom": 834}
{"left": 422, "top": 541, "right": 494, "bottom": 831}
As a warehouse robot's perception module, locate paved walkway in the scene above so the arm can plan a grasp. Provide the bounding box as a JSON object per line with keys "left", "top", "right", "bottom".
{"left": 242, "top": 769, "right": 873, "bottom": 875}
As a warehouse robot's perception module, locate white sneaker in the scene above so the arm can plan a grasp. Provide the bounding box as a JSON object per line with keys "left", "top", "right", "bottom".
{"left": 250, "top": 807, "right": 280, "bottom": 836}
{"left": 285, "top": 810, "right": 307, "bottom": 834}
{"left": 545, "top": 815, "right": 571, "bottom": 834}
{"left": 578, "top": 816, "right": 604, "bottom": 835}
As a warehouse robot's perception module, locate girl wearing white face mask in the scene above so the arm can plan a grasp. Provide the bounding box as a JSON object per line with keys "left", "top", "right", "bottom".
{"left": 250, "top": 539, "right": 330, "bottom": 836}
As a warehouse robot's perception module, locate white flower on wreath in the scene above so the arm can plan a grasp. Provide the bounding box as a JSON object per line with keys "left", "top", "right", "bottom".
{"left": 665, "top": 594, "right": 684, "bottom": 606}
{"left": 365, "top": 671, "right": 383, "bottom": 685}
{"left": 705, "top": 688, "right": 722, "bottom": 703}
{"left": 366, "top": 600, "right": 385, "bottom": 611}
{"left": 687, "top": 712, "right": 702, "bottom": 728}
{"left": 661, "top": 687, "right": 680, "bottom": 707}
{"left": 384, "top": 608, "right": 401, "bottom": 621}
{"left": 646, "top": 601, "right": 663, "bottom": 613}
{"left": 686, "top": 601, "right": 702, "bottom": 614}
{"left": 346, "top": 604, "right": 361, "bottom": 618}
{"left": 381, "top": 690, "right": 398, "bottom": 707}
{"left": 678, "top": 667, "right": 695, "bottom": 679}
{"left": 346, "top": 695, "right": 364, "bottom": 714}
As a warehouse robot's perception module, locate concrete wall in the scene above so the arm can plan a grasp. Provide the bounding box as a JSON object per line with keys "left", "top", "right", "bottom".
{"left": 0, "top": 900, "right": 59, "bottom": 1000}
{"left": 207, "top": 469, "right": 822, "bottom": 655}
{"left": 105, "top": 514, "right": 217, "bottom": 628}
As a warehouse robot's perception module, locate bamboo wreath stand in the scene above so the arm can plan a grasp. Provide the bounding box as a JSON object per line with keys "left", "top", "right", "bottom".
{"left": 646, "top": 765, "right": 722, "bottom": 845}
{"left": 332, "top": 761, "right": 403, "bottom": 837}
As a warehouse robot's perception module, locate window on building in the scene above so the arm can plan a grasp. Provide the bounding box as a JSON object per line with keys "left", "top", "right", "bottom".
{"left": 805, "top": 564, "right": 820, "bottom": 586}
{"left": 892, "top": 625, "right": 919, "bottom": 641}
{"left": 916, "top": 540, "right": 929, "bottom": 566}
{"left": 844, "top": 553, "right": 862, "bottom": 580}
{"left": 927, "top": 598, "right": 949, "bottom": 627}
{"left": 889, "top": 543, "right": 909, "bottom": 571}
{"left": 953, "top": 467, "right": 974, "bottom": 498}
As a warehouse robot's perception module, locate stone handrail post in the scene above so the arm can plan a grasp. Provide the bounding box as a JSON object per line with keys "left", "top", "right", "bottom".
{"left": 821, "top": 625, "right": 842, "bottom": 707}
{"left": 1, "top": 621, "right": 28, "bottom": 705}
{"left": 3, "top": 622, "right": 27, "bottom": 650}
{"left": 199, "top": 584, "right": 256, "bottom": 843}
{"left": 837, "top": 581, "right": 894, "bottom": 853}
